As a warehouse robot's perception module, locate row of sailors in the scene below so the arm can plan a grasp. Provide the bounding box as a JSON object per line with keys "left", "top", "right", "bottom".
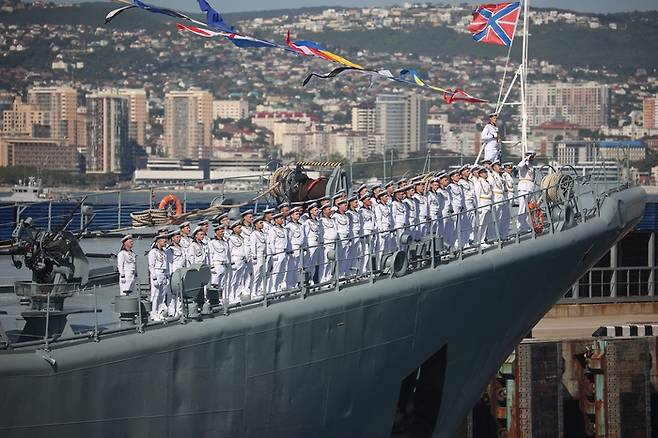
{"left": 117, "top": 152, "right": 536, "bottom": 320}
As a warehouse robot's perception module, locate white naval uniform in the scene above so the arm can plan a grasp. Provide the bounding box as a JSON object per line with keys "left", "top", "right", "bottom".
{"left": 303, "top": 217, "right": 323, "bottom": 284}
{"left": 360, "top": 206, "right": 377, "bottom": 272}
{"left": 481, "top": 122, "right": 500, "bottom": 163}
{"left": 375, "top": 201, "right": 396, "bottom": 260}
{"left": 414, "top": 192, "right": 430, "bottom": 238}
{"left": 448, "top": 182, "right": 464, "bottom": 250}
{"left": 208, "top": 237, "right": 230, "bottom": 291}
{"left": 488, "top": 171, "right": 506, "bottom": 239}
{"left": 333, "top": 212, "right": 352, "bottom": 277}
{"left": 392, "top": 199, "right": 409, "bottom": 249}
{"left": 404, "top": 197, "right": 420, "bottom": 241}
{"left": 458, "top": 179, "right": 477, "bottom": 245}
{"left": 285, "top": 220, "right": 306, "bottom": 289}
{"left": 474, "top": 177, "right": 494, "bottom": 243}
{"left": 250, "top": 229, "right": 267, "bottom": 296}
{"left": 186, "top": 240, "right": 209, "bottom": 302}
{"left": 117, "top": 249, "right": 137, "bottom": 295}
{"left": 165, "top": 244, "right": 186, "bottom": 316}
{"left": 427, "top": 189, "right": 441, "bottom": 236}
{"left": 267, "top": 225, "right": 289, "bottom": 292}
{"left": 517, "top": 157, "right": 536, "bottom": 232}
{"left": 438, "top": 187, "right": 453, "bottom": 248}
{"left": 320, "top": 216, "right": 337, "bottom": 282}
{"left": 346, "top": 209, "right": 363, "bottom": 273}
{"left": 501, "top": 171, "right": 515, "bottom": 238}
{"left": 148, "top": 247, "right": 171, "bottom": 320}
{"left": 228, "top": 233, "right": 248, "bottom": 302}
{"left": 180, "top": 234, "right": 192, "bottom": 250}
{"left": 241, "top": 223, "right": 254, "bottom": 292}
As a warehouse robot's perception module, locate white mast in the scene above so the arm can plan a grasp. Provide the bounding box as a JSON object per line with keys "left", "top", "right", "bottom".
{"left": 520, "top": 0, "right": 529, "bottom": 155}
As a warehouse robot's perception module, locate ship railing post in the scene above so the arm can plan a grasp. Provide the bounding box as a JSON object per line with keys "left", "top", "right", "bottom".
{"left": 117, "top": 190, "right": 122, "bottom": 229}
{"left": 492, "top": 200, "right": 502, "bottom": 249}
{"left": 334, "top": 241, "right": 340, "bottom": 292}
{"left": 224, "top": 262, "right": 230, "bottom": 315}
{"left": 93, "top": 285, "right": 99, "bottom": 342}
{"left": 137, "top": 281, "right": 144, "bottom": 333}
{"left": 79, "top": 200, "right": 85, "bottom": 232}
{"left": 571, "top": 281, "right": 580, "bottom": 299}
{"left": 47, "top": 200, "right": 52, "bottom": 232}
{"left": 456, "top": 211, "right": 463, "bottom": 260}
{"left": 44, "top": 287, "right": 51, "bottom": 352}
{"left": 263, "top": 251, "right": 270, "bottom": 307}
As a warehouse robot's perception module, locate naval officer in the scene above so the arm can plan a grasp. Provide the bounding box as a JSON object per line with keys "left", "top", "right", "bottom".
{"left": 285, "top": 206, "right": 307, "bottom": 289}
{"left": 208, "top": 225, "right": 230, "bottom": 295}
{"left": 166, "top": 229, "right": 186, "bottom": 316}
{"left": 320, "top": 203, "right": 337, "bottom": 283}
{"left": 117, "top": 234, "right": 137, "bottom": 295}
{"left": 250, "top": 216, "right": 267, "bottom": 296}
{"left": 516, "top": 151, "right": 537, "bottom": 233}
{"left": 148, "top": 234, "right": 171, "bottom": 321}
{"left": 267, "top": 212, "right": 289, "bottom": 292}
{"left": 481, "top": 112, "right": 501, "bottom": 163}
{"left": 228, "top": 221, "right": 247, "bottom": 303}
{"left": 303, "top": 203, "right": 323, "bottom": 285}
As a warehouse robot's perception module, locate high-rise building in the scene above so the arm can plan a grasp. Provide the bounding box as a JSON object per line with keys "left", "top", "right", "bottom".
{"left": 27, "top": 85, "right": 78, "bottom": 146}
{"left": 164, "top": 89, "right": 213, "bottom": 159}
{"left": 118, "top": 88, "right": 148, "bottom": 146}
{"left": 1, "top": 97, "right": 49, "bottom": 137}
{"left": 526, "top": 82, "right": 610, "bottom": 129}
{"left": 0, "top": 137, "right": 77, "bottom": 170}
{"left": 376, "top": 93, "right": 428, "bottom": 158}
{"left": 351, "top": 104, "right": 376, "bottom": 133}
{"left": 86, "top": 93, "right": 131, "bottom": 175}
{"left": 427, "top": 111, "right": 449, "bottom": 148}
{"left": 643, "top": 96, "right": 657, "bottom": 129}
{"left": 213, "top": 99, "right": 249, "bottom": 121}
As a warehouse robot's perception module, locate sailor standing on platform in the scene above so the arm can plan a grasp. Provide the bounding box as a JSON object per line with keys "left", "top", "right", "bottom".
{"left": 285, "top": 207, "right": 306, "bottom": 289}
{"left": 448, "top": 170, "right": 464, "bottom": 250}
{"left": 475, "top": 167, "right": 494, "bottom": 244}
{"left": 208, "top": 226, "right": 230, "bottom": 297}
{"left": 488, "top": 161, "right": 506, "bottom": 238}
{"left": 392, "top": 187, "right": 409, "bottom": 246}
{"left": 198, "top": 220, "right": 211, "bottom": 244}
{"left": 516, "top": 151, "right": 537, "bottom": 233}
{"left": 356, "top": 184, "right": 368, "bottom": 209}
{"left": 216, "top": 213, "right": 231, "bottom": 238}
{"left": 303, "top": 203, "right": 323, "bottom": 285}
{"left": 179, "top": 222, "right": 192, "bottom": 249}
{"left": 187, "top": 227, "right": 209, "bottom": 265}
{"left": 438, "top": 173, "right": 453, "bottom": 248}
{"left": 346, "top": 196, "right": 362, "bottom": 272}
{"left": 267, "top": 213, "right": 289, "bottom": 292}
{"left": 262, "top": 208, "right": 275, "bottom": 234}
{"left": 413, "top": 179, "right": 429, "bottom": 237}
{"left": 334, "top": 198, "right": 352, "bottom": 277}
{"left": 228, "top": 221, "right": 247, "bottom": 303}
{"left": 165, "top": 230, "right": 186, "bottom": 316}
{"left": 459, "top": 166, "right": 477, "bottom": 246}
{"left": 481, "top": 112, "right": 501, "bottom": 163}
{"left": 250, "top": 217, "right": 267, "bottom": 297}
{"left": 320, "top": 203, "right": 337, "bottom": 283}
{"left": 360, "top": 192, "right": 377, "bottom": 271}
{"left": 118, "top": 235, "right": 137, "bottom": 295}
{"left": 148, "top": 234, "right": 171, "bottom": 321}
{"left": 375, "top": 191, "right": 396, "bottom": 259}
{"left": 404, "top": 185, "right": 419, "bottom": 241}
{"left": 501, "top": 162, "right": 515, "bottom": 238}
{"left": 240, "top": 210, "right": 255, "bottom": 292}
{"left": 427, "top": 176, "right": 441, "bottom": 235}
{"left": 385, "top": 181, "right": 395, "bottom": 206}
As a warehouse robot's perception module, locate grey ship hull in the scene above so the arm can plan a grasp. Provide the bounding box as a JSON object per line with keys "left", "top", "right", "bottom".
{"left": 0, "top": 187, "right": 646, "bottom": 438}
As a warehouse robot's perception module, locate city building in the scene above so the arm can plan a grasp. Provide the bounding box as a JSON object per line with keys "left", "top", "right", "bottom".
{"left": 643, "top": 96, "right": 657, "bottom": 129}
{"left": 330, "top": 131, "right": 380, "bottom": 161}
{"left": 75, "top": 107, "right": 88, "bottom": 149}
{"left": 27, "top": 85, "right": 78, "bottom": 146}
{"left": 86, "top": 93, "right": 131, "bottom": 175}
{"left": 376, "top": 93, "right": 428, "bottom": 159}
{"left": 526, "top": 82, "right": 610, "bottom": 129}
{"left": 554, "top": 140, "right": 646, "bottom": 165}
{"left": 118, "top": 88, "right": 148, "bottom": 146}
{"left": 252, "top": 111, "right": 315, "bottom": 131}
{"left": 1, "top": 97, "right": 49, "bottom": 137}
{"left": 598, "top": 140, "right": 646, "bottom": 162}
{"left": 213, "top": 99, "right": 249, "bottom": 121}
{"left": 0, "top": 137, "right": 78, "bottom": 170}
{"left": 351, "top": 104, "right": 376, "bottom": 133}
{"left": 164, "top": 89, "right": 213, "bottom": 159}
{"left": 427, "top": 111, "right": 449, "bottom": 148}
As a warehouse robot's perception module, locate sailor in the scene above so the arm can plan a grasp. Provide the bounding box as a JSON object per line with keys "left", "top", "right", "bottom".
{"left": 320, "top": 203, "right": 337, "bottom": 282}
{"left": 333, "top": 198, "right": 352, "bottom": 277}
{"left": 375, "top": 191, "right": 396, "bottom": 260}
{"left": 360, "top": 192, "right": 377, "bottom": 271}
{"left": 488, "top": 160, "right": 506, "bottom": 238}
{"left": 346, "top": 196, "right": 362, "bottom": 272}
{"left": 179, "top": 222, "right": 192, "bottom": 249}
{"left": 217, "top": 213, "right": 231, "bottom": 238}
{"left": 262, "top": 208, "right": 275, "bottom": 234}
{"left": 117, "top": 234, "right": 137, "bottom": 295}
{"left": 187, "top": 226, "right": 209, "bottom": 265}
{"left": 459, "top": 165, "right": 477, "bottom": 246}
{"left": 278, "top": 203, "right": 291, "bottom": 222}
{"left": 330, "top": 193, "right": 343, "bottom": 207}
{"left": 208, "top": 225, "right": 230, "bottom": 296}
{"left": 285, "top": 206, "right": 306, "bottom": 289}
{"left": 404, "top": 185, "right": 419, "bottom": 241}
{"left": 427, "top": 176, "right": 441, "bottom": 235}
{"left": 392, "top": 187, "right": 409, "bottom": 246}
{"left": 384, "top": 181, "right": 395, "bottom": 206}
{"left": 267, "top": 212, "right": 289, "bottom": 292}
{"left": 413, "top": 178, "right": 429, "bottom": 237}
{"left": 356, "top": 184, "right": 369, "bottom": 209}
{"left": 481, "top": 112, "right": 501, "bottom": 163}
{"left": 517, "top": 151, "right": 537, "bottom": 232}
{"left": 371, "top": 185, "right": 383, "bottom": 199}
{"left": 303, "top": 203, "right": 323, "bottom": 285}
{"left": 438, "top": 173, "right": 454, "bottom": 248}
{"left": 198, "top": 220, "right": 211, "bottom": 244}
{"left": 448, "top": 169, "right": 465, "bottom": 250}
{"left": 228, "top": 221, "right": 247, "bottom": 303}
{"left": 240, "top": 209, "right": 255, "bottom": 291}
{"left": 148, "top": 234, "right": 171, "bottom": 321}
{"left": 474, "top": 167, "right": 494, "bottom": 244}
{"left": 250, "top": 217, "right": 267, "bottom": 296}
{"left": 165, "top": 229, "right": 186, "bottom": 316}
{"left": 501, "top": 162, "right": 515, "bottom": 238}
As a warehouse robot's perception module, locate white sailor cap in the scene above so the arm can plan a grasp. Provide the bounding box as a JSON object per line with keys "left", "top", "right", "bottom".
{"left": 431, "top": 176, "right": 441, "bottom": 183}
{"left": 357, "top": 183, "right": 368, "bottom": 192}
{"left": 525, "top": 150, "right": 536, "bottom": 156}
{"left": 397, "top": 178, "right": 408, "bottom": 186}
{"left": 331, "top": 193, "right": 343, "bottom": 202}
{"left": 179, "top": 221, "right": 190, "bottom": 229}
{"left": 317, "top": 196, "right": 329, "bottom": 203}
{"left": 478, "top": 167, "right": 489, "bottom": 173}
{"left": 376, "top": 191, "right": 389, "bottom": 198}
{"left": 198, "top": 219, "right": 209, "bottom": 226}
{"left": 278, "top": 202, "right": 289, "bottom": 210}
{"left": 157, "top": 226, "right": 169, "bottom": 234}
{"left": 254, "top": 216, "right": 265, "bottom": 224}
{"left": 488, "top": 112, "right": 498, "bottom": 118}
{"left": 492, "top": 160, "right": 501, "bottom": 166}
{"left": 393, "top": 186, "right": 407, "bottom": 194}
{"left": 217, "top": 212, "right": 229, "bottom": 221}
{"left": 289, "top": 206, "right": 302, "bottom": 214}
{"left": 273, "top": 212, "right": 285, "bottom": 220}
{"left": 370, "top": 184, "right": 381, "bottom": 191}
{"left": 307, "top": 202, "right": 320, "bottom": 210}
{"left": 348, "top": 195, "right": 357, "bottom": 202}
{"left": 336, "top": 198, "right": 348, "bottom": 206}
{"left": 449, "top": 169, "right": 461, "bottom": 177}
{"left": 214, "top": 225, "right": 226, "bottom": 233}
{"left": 384, "top": 181, "right": 395, "bottom": 188}
{"left": 359, "top": 192, "right": 372, "bottom": 201}
{"left": 153, "top": 233, "right": 168, "bottom": 242}
{"left": 229, "top": 220, "right": 242, "bottom": 229}
{"left": 480, "top": 159, "right": 492, "bottom": 165}
{"left": 321, "top": 202, "right": 332, "bottom": 210}
{"left": 121, "top": 234, "right": 134, "bottom": 243}
{"left": 459, "top": 164, "right": 470, "bottom": 172}
{"left": 192, "top": 226, "right": 204, "bottom": 236}
{"left": 168, "top": 229, "right": 181, "bottom": 237}
{"left": 263, "top": 208, "right": 275, "bottom": 214}
{"left": 503, "top": 162, "right": 514, "bottom": 167}
{"left": 241, "top": 209, "right": 254, "bottom": 217}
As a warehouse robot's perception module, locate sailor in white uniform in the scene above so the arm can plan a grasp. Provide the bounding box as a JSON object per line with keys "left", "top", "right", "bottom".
{"left": 303, "top": 203, "right": 323, "bottom": 285}
{"left": 346, "top": 196, "right": 362, "bottom": 273}
{"left": 262, "top": 208, "right": 275, "bottom": 234}
{"left": 267, "top": 212, "right": 289, "bottom": 292}
{"left": 448, "top": 170, "right": 464, "bottom": 250}
{"left": 186, "top": 227, "right": 209, "bottom": 265}
{"left": 216, "top": 213, "right": 231, "bottom": 238}
{"left": 501, "top": 162, "right": 515, "bottom": 238}
{"left": 438, "top": 173, "right": 453, "bottom": 248}
{"left": 117, "top": 234, "right": 137, "bottom": 295}
{"left": 198, "top": 219, "right": 211, "bottom": 244}
{"left": 413, "top": 179, "right": 429, "bottom": 238}
{"left": 427, "top": 176, "right": 441, "bottom": 236}
{"left": 488, "top": 161, "right": 506, "bottom": 239}
{"left": 356, "top": 184, "right": 369, "bottom": 209}
{"left": 240, "top": 209, "right": 255, "bottom": 293}
{"left": 208, "top": 225, "right": 230, "bottom": 296}
{"left": 285, "top": 207, "right": 307, "bottom": 289}
{"left": 320, "top": 203, "right": 337, "bottom": 282}
{"left": 392, "top": 187, "right": 410, "bottom": 248}
{"left": 375, "top": 191, "right": 396, "bottom": 260}
{"left": 179, "top": 222, "right": 192, "bottom": 249}
{"left": 404, "top": 185, "right": 419, "bottom": 241}
{"left": 481, "top": 112, "right": 501, "bottom": 163}
{"left": 250, "top": 217, "right": 267, "bottom": 297}
{"left": 384, "top": 181, "right": 395, "bottom": 207}
{"left": 333, "top": 198, "right": 352, "bottom": 277}
{"left": 148, "top": 234, "right": 171, "bottom": 320}
{"left": 516, "top": 151, "right": 537, "bottom": 233}
{"left": 165, "top": 230, "right": 186, "bottom": 316}
{"left": 360, "top": 192, "right": 377, "bottom": 271}
{"left": 459, "top": 165, "right": 477, "bottom": 246}
{"left": 228, "top": 221, "right": 247, "bottom": 303}
{"left": 474, "top": 167, "right": 494, "bottom": 243}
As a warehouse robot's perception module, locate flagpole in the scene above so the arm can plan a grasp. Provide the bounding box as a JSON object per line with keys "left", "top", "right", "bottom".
{"left": 520, "top": 0, "right": 530, "bottom": 156}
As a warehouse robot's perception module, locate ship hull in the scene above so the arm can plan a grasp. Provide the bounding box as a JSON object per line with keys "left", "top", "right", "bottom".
{"left": 0, "top": 187, "right": 646, "bottom": 438}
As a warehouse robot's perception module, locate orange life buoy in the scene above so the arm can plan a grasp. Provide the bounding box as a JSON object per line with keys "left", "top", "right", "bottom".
{"left": 528, "top": 201, "right": 544, "bottom": 234}
{"left": 159, "top": 194, "right": 182, "bottom": 216}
